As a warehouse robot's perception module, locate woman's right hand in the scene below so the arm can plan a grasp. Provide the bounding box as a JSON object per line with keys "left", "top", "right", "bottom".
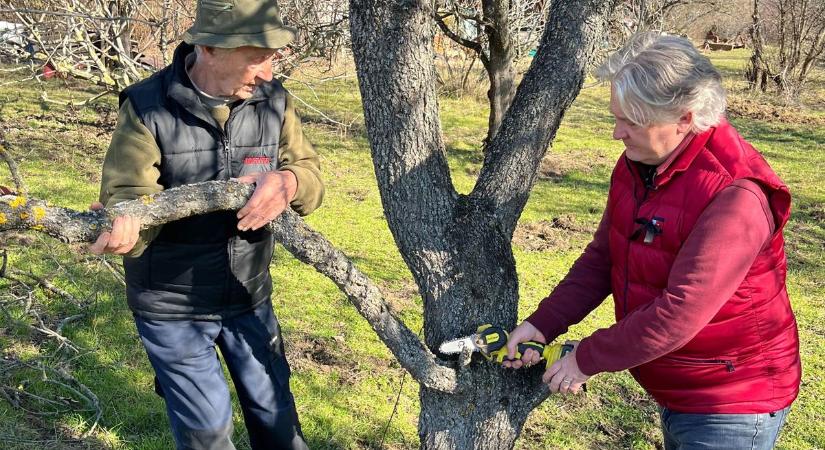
{"left": 502, "top": 321, "right": 547, "bottom": 369}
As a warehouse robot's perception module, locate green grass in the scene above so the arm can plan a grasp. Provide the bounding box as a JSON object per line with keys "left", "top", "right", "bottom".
{"left": 0, "top": 49, "right": 823, "bottom": 449}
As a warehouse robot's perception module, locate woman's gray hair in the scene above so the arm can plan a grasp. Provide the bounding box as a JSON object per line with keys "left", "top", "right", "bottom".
{"left": 596, "top": 31, "right": 726, "bottom": 133}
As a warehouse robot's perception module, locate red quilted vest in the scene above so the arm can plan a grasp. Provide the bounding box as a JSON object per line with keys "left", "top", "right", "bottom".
{"left": 607, "top": 119, "right": 801, "bottom": 413}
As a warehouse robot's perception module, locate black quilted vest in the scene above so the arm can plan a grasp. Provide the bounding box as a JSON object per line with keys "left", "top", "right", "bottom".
{"left": 120, "top": 43, "right": 286, "bottom": 320}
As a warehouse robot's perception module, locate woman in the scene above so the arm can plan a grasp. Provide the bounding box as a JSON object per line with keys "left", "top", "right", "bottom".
{"left": 505, "top": 32, "right": 800, "bottom": 449}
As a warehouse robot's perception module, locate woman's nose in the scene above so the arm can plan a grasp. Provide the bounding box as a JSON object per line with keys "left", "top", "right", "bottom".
{"left": 613, "top": 124, "right": 627, "bottom": 140}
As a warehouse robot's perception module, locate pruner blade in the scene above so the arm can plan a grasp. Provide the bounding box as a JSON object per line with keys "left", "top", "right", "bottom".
{"left": 438, "top": 335, "right": 478, "bottom": 354}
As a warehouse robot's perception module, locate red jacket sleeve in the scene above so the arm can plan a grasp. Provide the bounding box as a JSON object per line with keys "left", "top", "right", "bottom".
{"left": 575, "top": 179, "right": 775, "bottom": 375}
{"left": 525, "top": 208, "right": 613, "bottom": 341}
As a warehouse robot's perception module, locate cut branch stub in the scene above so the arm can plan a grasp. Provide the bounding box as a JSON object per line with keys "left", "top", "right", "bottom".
{"left": 0, "top": 180, "right": 459, "bottom": 393}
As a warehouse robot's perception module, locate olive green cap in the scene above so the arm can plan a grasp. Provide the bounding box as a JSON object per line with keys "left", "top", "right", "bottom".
{"left": 184, "top": 0, "right": 296, "bottom": 49}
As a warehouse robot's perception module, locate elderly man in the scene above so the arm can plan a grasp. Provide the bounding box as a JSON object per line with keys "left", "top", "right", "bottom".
{"left": 89, "top": 1, "right": 322, "bottom": 449}
{"left": 505, "top": 32, "right": 800, "bottom": 449}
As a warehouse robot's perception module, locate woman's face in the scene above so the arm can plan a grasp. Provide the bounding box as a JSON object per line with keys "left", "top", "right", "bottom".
{"left": 609, "top": 86, "right": 692, "bottom": 165}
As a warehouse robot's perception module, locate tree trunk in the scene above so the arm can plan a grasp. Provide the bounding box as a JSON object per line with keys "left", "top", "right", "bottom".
{"left": 348, "top": 0, "right": 610, "bottom": 445}
{"left": 2, "top": 0, "right": 610, "bottom": 445}
{"left": 483, "top": 0, "right": 517, "bottom": 143}
{"left": 748, "top": 0, "right": 768, "bottom": 91}
{"left": 419, "top": 365, "right": 546, "bottom": 448}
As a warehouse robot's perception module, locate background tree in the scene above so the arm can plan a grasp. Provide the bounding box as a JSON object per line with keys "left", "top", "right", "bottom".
{"left": 746, "top": 0, "right": 825, "bottom": 99}
{"left": 433, "top": 0, "right": 550, "bottom": 143}
{"left": 0, "top": 0, "right": 350, "bottom": 97}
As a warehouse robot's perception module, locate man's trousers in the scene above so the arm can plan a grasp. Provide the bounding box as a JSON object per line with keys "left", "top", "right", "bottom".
{"left": 134, "top": 300, "right": 308, "bottom": 450}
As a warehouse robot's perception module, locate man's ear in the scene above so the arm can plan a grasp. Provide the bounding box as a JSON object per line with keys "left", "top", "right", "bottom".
{"left": 677, "top": 110, "right": 693, "bottom": 133}
{"left": 194, "top": 45, "right": 218, "bottom": 60}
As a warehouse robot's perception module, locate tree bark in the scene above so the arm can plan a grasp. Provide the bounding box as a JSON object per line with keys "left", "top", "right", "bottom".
{"left": 748, "top": 0, "right": 770, "bottom": 92}
{"left": 482, "top": 0, "right": 517, "bottom": 144}
{"left": 348, "top": 0, "right": 610, "bottom": 445}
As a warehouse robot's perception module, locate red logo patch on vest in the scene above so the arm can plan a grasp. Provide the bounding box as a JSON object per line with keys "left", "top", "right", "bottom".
{"left": 243, "top": 156, "right": 271, "bottom": 166}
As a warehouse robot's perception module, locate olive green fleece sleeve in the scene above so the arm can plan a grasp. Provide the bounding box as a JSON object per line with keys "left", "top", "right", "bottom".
{"left": 279, "top": 94, "right": 324, "bottom": 216}
{"left": 99, "top": 99, "right": 163, "bottom": 257}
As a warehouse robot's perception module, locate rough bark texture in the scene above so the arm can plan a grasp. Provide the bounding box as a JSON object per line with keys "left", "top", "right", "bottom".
{"left": 348, "top": 0, "right": 610, "bottom": 446}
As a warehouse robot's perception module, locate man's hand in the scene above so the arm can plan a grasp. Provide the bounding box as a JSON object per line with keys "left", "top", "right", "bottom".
{"left": 236, "top": 170, "right": 298, "bottom": 231}
{"left": 502, "top": 321, "right": 547, "bottom": 369}
{"left": 543, "top": 341, "right": 589, "bottom": 395}
{"left": 88, "top": 202, "right": 141, "bottom": 255}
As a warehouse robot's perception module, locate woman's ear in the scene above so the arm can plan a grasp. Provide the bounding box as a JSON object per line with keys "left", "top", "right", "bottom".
{"left": 677, "top": 111, "right": 694, "bottom": 133}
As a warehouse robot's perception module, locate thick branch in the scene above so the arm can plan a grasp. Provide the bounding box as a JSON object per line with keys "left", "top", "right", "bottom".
{"left": 471, "top": 0, "right": 612, "bottom": 237}
{"left": 268, "top": 207, "right": 458, "bottom": 392}
{"left": 0, "top": 181, "right": 458, "bottom": 392}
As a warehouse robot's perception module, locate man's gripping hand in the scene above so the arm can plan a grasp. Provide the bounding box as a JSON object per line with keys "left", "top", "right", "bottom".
{"left": 88, "top": 202, "right": 141, "bottom": 255}
{"left": 235, "top": 170, "right": 298, "bottom": 231}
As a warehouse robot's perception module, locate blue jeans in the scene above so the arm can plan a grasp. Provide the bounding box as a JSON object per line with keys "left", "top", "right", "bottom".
{"left": 135, "top": 300, "right": 308, "bottom": 450}
{"left": 660, "top": 406, "right": 791, "bottom": 450}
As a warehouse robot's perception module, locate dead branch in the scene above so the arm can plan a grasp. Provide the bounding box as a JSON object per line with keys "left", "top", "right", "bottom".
{"left": 6, "top": 269, "right": 84, "bottom": 307}
{"left": 99, "top": 258, "right": 125, "bottom": 286}
{"left": 0, "top": 357, "right": 101, "bottom": 438}
{"left": 0, "top": 143, "right": 27, "bottom": 197}
{"left": 0, "top": 180, "right": 459, "bottom": 393}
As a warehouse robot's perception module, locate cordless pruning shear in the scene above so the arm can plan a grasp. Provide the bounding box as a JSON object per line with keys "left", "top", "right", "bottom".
{"left": 438, "top": 324, "right": 574, "bottom": 368}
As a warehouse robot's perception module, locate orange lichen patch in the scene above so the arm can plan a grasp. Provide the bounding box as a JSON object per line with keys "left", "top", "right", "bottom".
{"left": 8, "top": 196, "right": 26, "bottom": 209}
{"left": 32, "top": 206, "right": 46, "bottom": 222}
{"left": 0, "top": 212, "right": 6, "bottom": 224}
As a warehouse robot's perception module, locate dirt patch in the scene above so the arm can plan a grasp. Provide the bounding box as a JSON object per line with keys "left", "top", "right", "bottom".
{"left": 286, "top": 334, "right": 368, "bottom": 386}
{"left": 379, "top": 279, "right": 419, "bottom": 314}
{"left": 288, "top": 335, "right": 351, "bottom": 368}
{"left": 726, "top": 97, "right": 825, "bottom": 126}
{"left": 538, "top": 148, "right": 613, "bottom": 180}
{"left": 798, "top": 203, "right": 825, "bottom": 224}
{"left": 345, "top": 187, "right": 370, "bottom": 203}
{"left": 513, "top": 215, "right": 596, "bottom": 252}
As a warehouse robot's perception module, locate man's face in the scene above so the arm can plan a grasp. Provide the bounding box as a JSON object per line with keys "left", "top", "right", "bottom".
{"left": 202, "top": 46, "right": 278, "bottom": 99}
{"left": 609, "top": 86, "right": 690, "bottom": 165}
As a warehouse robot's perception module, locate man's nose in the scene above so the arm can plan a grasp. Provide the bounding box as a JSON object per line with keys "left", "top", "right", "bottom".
{"left": 256, "top": 61, "right": 273, "bottom": 82}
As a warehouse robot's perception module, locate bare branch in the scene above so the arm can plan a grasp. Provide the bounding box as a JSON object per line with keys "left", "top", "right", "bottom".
{"left": 0, "top": 181, "right": 460, "bottom": 393}
{"left": 0, "top": 140, "right": 27, "bottom": 197}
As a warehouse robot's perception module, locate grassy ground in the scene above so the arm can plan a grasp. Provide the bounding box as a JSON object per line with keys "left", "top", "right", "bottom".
{"left": 0, "top": 48, "right": 822, "bottom": 449}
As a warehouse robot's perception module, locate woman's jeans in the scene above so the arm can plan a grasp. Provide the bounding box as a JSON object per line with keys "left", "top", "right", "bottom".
{"left": 660, "top": 406, "right": 792, "bottom": 450}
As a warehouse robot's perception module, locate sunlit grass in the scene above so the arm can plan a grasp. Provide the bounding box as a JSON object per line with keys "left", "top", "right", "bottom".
{"left": 0, "top": 49, "right": 822, "bottom": 449}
